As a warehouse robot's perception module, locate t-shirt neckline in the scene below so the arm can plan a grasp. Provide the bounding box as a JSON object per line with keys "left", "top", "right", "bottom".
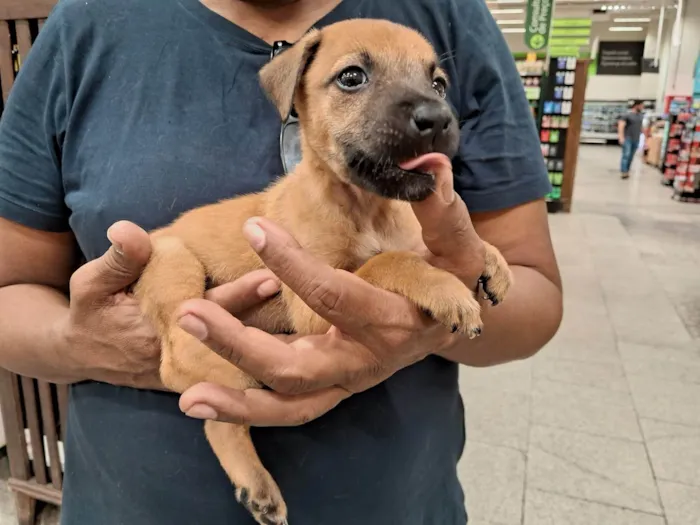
{"left": 176, "top": 0, "right": 360, "bottom": 54}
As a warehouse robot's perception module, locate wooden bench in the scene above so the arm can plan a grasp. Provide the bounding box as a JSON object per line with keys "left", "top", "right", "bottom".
{"left": 0, "top": 2, "right": 66, "bottom": 524}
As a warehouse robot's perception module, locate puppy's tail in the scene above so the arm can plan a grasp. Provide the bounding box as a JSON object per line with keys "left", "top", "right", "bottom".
{"left": 133, "top": 236, "right": 289, "bottom": 525}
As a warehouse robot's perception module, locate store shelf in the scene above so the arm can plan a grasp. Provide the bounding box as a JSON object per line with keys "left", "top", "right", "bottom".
{"left": 581, "top": 100, "right": 628, "bottom": 144}
{"left": 671, "top": 116, "right": 700, "bottom": 200}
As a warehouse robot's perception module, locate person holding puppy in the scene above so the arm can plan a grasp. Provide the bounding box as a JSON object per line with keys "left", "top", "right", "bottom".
{"left": 0, "top": 0, "right": 562, "bottom": 524}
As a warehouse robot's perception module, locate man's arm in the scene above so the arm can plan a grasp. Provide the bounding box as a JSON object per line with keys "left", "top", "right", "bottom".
{"left": 0, "top": 218, "right": 81, "bottom": 382}
{"left": 618, "top": 117, "right": 627, "bottom": 144}
{"left": 437, "top": 199, "right": 562, "bottom": 366}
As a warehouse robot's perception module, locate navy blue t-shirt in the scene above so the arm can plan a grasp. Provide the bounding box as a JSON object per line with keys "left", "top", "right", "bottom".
{"left": 0, "top": 0, "right": 550, "bottom": 523}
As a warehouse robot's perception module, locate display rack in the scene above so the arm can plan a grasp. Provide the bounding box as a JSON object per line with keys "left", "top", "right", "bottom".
{"left": 580, "top": 100, "right": 628, "bottom": 144}
{"left": 671, "top": 114, "right": 700, "bottom": 201}
{"left": 539, "top": 57, "right": 589, "bottom": 213}
{"left": 661, "top": 110, "right": 693, "bottom": 185}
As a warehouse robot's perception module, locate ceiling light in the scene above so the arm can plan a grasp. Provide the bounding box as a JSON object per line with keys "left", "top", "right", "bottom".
{"left": 501, "top": 27, "right": 526, "bottom": 33}
{"left": 490, "top": 8, "right": 525, "bottom": 14}
{"left": 609, "top": 26, "right": 644, "bottom": 31}
{"left": 614, "top": 17, "right": 651, "bottom": 22}
{"left": 496, "top": 19, "right": 525, "bottom": 24}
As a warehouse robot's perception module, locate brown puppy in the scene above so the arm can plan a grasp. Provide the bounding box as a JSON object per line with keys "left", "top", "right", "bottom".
{"left": 133, "top": 19, "right": 512, "bottom": 525}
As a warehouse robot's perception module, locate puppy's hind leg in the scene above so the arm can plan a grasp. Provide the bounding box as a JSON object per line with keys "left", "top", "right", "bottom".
{"left": 206, "top": 421, "right": 289, "bottom": 525}
{"left": 134, "top": 236, "right": 288, "bottom": 525}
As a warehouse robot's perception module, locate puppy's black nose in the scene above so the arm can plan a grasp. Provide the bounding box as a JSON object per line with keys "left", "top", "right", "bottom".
{"left": 410, "top": 102, "right": 453, "bottom": 141}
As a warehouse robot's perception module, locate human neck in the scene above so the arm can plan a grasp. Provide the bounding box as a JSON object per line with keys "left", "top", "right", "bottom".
{"left": 200, "top": 0, "right": 343, "bottom": 43}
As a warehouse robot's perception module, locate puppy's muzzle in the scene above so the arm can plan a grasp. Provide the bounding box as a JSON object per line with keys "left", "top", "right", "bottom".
{"left": 409, "top": 100, "right": 455, "bottom": 151}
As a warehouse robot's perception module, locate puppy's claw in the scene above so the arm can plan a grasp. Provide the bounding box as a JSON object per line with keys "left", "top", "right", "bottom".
{"left": 236, "top": 484, "right": 288, "bottom": 525}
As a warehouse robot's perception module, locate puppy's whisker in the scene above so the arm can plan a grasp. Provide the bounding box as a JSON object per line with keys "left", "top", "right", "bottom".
{"left": 438, "top": 49, "right": 457, "bottom": 64}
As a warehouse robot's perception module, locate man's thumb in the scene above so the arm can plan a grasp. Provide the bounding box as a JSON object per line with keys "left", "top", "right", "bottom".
{"left": 410, "top": 159, "right": 474, "bottom": 258}
{"left": 75, "top": 221, "right": 152, "bottom": 297}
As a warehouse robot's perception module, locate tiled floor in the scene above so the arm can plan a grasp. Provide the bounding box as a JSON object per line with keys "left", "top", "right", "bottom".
{"left": 1, "top": 145, "right": 699, "bottom": 524}
{"left": 459, "top": 145, "right": 700, "bottom": 525}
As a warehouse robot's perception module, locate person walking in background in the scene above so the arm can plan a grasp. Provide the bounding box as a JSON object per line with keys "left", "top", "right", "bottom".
{"left": 618, "top": 100, "right": 645, "bottom": 180}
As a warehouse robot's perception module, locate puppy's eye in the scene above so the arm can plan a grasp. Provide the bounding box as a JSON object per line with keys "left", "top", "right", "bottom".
{"left": 336, "top": 66, "right": 368, "bottom": 91}
{"left": 432, "top": 78, "right": 447, "bottom": 98}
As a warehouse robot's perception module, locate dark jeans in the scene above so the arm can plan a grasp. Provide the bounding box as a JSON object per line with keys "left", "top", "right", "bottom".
{"left": 620, "top": 138, "right": 639, "bottom": 173}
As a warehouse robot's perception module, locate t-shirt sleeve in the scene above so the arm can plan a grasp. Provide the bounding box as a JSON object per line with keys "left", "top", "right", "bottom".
{"left": 0, "top": 8, "right": 70, "bottom": 232}
{"left": 451, "top": 0, "right": 551, "bottom": 213}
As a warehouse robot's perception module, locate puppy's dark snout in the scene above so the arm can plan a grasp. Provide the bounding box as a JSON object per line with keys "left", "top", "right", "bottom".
{"left": 410, "top": 101, "right": 453, "bottom": 140}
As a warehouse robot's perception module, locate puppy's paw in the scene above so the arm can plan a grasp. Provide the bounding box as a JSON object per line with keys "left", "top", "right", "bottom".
{"left": 412, "top": 271, "right": 483, "bottom": 338}
{"left": 480, "top": 242, "right": 513, "bottom": 306}
{"left": 236, "top": 478, "right": 288, "bottom": 525}
{"left": 356, "top": 251, "right": 483, "bottom": 338}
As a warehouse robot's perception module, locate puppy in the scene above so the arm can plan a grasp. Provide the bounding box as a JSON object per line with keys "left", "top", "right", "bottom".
{"left": 133, "top": 19, "right": 512, "bottom": 525}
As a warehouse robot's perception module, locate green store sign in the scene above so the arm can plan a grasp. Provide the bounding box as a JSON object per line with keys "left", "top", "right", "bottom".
{"left": 549, "top": 18, "right": 592, "bottom": 57}
{"left": 525, "top": 0, "right": 555, "bottom": 51}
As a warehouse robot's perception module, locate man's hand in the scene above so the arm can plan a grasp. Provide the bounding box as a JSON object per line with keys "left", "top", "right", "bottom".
{"left": 176, "top": 156, "right": 487, "bottom": 425}
{"left": 55, "top": 221, "right": 281, "bottom": 390}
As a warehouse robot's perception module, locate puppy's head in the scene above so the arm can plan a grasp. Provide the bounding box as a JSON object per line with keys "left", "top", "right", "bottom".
{"left": 260, "top": 19, "right": 459, "bottom": 202}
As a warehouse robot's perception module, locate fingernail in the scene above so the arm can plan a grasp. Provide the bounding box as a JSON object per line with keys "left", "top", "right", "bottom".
{"left": 441, "top": 177, "right": 455, "bottom": 204}
{"left": 106, "top": 230, "right": 124, "bottom": 256}
{"left": 257, "top": 279, "right": 281, "bottom": 298}
{"left": 185, "top": 404, "right": 218, "bottom": 420}
{"left": 243, "top": 220, "right": 266, "bottom": 252}
{"left": 177, "top": 314, "right": 208, "bottom": 340}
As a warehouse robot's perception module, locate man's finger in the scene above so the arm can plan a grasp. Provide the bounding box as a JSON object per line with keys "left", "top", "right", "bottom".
{"left": 241, "top": 217, "right": 385, "bottom": 328}
{"left": 176, "top": 298, "right": 360, "bottom": 394}
{"left": 410, "top": 156, "right": 479, "bottom": 258}
{"left": 72, "top": 220, "right": 152, "bottom": 299}
{"left": 179, "top": 382, "right": 351, "bottom": 427}
{"left": 204, "top": 269, "right": 280, "bottom": 314}
{"left": 409, "top": 158, "right": 485, "bottom": 284}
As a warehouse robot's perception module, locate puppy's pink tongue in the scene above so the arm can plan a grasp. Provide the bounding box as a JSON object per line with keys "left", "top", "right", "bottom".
{"left": 399, "top": 153, "right": 451, "bottom": 173}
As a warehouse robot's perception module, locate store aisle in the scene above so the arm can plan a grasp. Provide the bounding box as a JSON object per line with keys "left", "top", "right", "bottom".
{"left": 459, "top": 145, "right": 700, "bottom": 525}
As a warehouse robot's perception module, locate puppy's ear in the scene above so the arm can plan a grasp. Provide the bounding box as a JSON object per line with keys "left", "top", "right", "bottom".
{"left": 259, "top": 29, "right": 322, "bottom": 121}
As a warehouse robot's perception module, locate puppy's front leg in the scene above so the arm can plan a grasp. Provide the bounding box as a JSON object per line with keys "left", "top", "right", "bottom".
{"left": 480, "top": 241, "right": 513, "bottom": 306}
{"left": 286, "top": 251, "right": 485, "bottom": 337}
{"left": 356, "top": 251, "right": 483, "bottom": 337}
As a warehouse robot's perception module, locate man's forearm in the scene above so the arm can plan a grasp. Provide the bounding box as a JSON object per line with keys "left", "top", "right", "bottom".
{"left": 618, "top": 121, "right": 626, "bottom": 141}
{"left": 0, "top": 284, "right": 84, "bottom": 383}
{"left": 438, "top": 265, "right": 562, "bottom": 366}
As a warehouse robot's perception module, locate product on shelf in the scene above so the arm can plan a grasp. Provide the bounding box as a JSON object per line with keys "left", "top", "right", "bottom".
{"left": 517, "top": 59, "right": 546, "bottom": 122}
